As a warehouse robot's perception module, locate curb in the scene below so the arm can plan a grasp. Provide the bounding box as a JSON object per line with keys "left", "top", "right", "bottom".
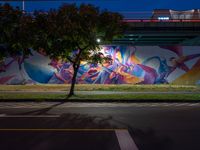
{"left": 0, "top": 99, "right": 200, "bottom": 103}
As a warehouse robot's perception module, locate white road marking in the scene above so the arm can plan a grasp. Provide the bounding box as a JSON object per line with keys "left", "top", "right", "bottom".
{"left": 115, "top": 130, "right": 139, "bottom": 150}
{"left": 188, "top": 103, "right": 199, "bottom": 107}
{"left": 0, "top": 115, "right": 60, "bottom": 118}
{"left": 0, "top": 114, "right": 6, "bottom": 117}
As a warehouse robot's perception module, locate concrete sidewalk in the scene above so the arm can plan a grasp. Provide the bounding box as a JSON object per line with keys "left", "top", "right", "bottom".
{"left": 0, "top": 102, "right": 199, "bottom": 109}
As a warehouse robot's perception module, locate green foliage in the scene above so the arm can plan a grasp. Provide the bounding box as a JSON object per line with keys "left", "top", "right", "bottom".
{"left": 32, "top": 3, "right": 125, "bottom": 64}
{"left": 0, "top": 4, "right": 47, "bottom": 61}
{"left": 0, "top": 3, "right": 125, "bottom": 64}
{"left": 0, "top": 3, "right": 33, "bottom": 58}
{"left": 0, "top": 3, "right": 126, "bottom": 96}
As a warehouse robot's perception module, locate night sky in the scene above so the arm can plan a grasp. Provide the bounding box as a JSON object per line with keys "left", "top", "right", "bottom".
{"left": 1, "top": 0, "right": 200, "bottom": 18}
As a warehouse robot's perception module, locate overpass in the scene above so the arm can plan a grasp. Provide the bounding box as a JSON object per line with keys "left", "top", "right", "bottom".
{"left": 114, "top": 9, "right": 200, "bottom": 46}
{"left": 3, "top": 4, "right": 200, "bottom": 46}
{"left": 16, "top": 8, "right": 200, "bottom": 46}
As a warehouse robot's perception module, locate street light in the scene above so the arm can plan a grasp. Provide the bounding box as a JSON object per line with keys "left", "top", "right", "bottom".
{"left": 96, "top": 38, "right": 101, "bottom": 43}
{"left": 22, "top": 0, "right": 25, "bottom": 13}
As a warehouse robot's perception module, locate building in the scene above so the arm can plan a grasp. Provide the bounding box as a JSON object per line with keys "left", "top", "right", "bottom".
{"left": 151, "top": 9, "right": 200, "bottom": 20}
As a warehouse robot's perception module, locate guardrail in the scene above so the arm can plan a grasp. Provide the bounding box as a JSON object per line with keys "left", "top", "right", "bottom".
{"left": 123, "top": 19, "right": 200, "bottom": 23}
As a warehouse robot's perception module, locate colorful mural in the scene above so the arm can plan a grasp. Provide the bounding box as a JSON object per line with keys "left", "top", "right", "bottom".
{"left": 0, "top": 46, "right": 200, "bottom": 85}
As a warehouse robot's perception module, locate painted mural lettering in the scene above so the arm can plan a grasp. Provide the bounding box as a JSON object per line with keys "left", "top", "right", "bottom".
{"left": 0, "top": 46, "right": 200, "bottom": 85}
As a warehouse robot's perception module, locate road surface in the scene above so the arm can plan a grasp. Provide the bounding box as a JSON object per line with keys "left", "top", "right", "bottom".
{"left": 0, "top": 102, "right": 200, "bottom": 150}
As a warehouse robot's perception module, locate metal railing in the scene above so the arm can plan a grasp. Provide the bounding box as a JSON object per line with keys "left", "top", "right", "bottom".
{"left": 123, "top": 19, "right": 200, "bottom": 23}
{"left": 120, "top": 11, "right": 200, "bottom": 22}
{"left": 1, "top": 1, "right": 200, "bottom": 22}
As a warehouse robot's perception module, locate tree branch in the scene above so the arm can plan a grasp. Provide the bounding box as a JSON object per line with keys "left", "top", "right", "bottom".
{"left": 66, "top": 56, "right": 74, "bottom": 63}
{"left": 76, "top": 43, "right": 90, "bottom": 52}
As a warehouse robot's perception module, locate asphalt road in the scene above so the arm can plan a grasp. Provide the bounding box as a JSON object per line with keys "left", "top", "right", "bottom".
{"left": 0, "top": 102, "right": 200, "bottom": 150}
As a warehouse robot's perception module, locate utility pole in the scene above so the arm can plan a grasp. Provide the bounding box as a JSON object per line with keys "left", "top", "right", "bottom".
{"left": 22, "top": 0, "right": 25, "bottom": 13}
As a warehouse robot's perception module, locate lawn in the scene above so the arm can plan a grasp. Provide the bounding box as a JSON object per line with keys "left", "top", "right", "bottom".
{"left": 0, "top": 84, "right": 200, "bottom": 101}
{"left": 0, "top": 93, "right": 200, "bottom": 101}
{"left": 0, "top": 84, "right": 199, "bottom": 92}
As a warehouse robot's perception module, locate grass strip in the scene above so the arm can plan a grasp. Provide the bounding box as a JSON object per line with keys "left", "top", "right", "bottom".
{"left": 0, "top": 93, "right": 200, "bottom": 100}
{"left": 0, "top": 84, "right": 199, "bottom": 92}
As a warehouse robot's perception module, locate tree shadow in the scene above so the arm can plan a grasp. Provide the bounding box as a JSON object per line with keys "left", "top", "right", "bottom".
{"left": 53, "top": 113, "right": 117, "bottom": 129}
{"left": 17, "top": 102, "right": 65, "bottom": 115}
{"left": 0, "top": 113, "right": 120, "bottom": 150}
{"left": 14, "top": 104, "right": 173, "bottom": 150}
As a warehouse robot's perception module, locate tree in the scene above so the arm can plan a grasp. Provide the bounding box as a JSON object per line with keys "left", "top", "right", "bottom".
{"left": 33, "top": 3, "right": 125, "bottom": 97}
{"left": 0, "top": 3, "right": 20, "bottom": 61}
{"left": 0, "top": 3, "right": 34, "bottom": 71}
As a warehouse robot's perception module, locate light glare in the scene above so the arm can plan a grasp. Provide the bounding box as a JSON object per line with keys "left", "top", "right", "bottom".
{"left": 97, "top": 38, "right": 101, "bottom": 43}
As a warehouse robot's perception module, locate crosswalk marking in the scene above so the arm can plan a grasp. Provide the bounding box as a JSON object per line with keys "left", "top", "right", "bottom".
{"left": 115, "top": 130, "right": 139, "bottom": 150}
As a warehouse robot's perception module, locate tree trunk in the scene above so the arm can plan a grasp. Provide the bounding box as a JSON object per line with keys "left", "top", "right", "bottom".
{"left": 67, "top": 63, "right": 80, "bottom": 98}
{"left": 67, "top": 48, "right": 83, "bottom": 98}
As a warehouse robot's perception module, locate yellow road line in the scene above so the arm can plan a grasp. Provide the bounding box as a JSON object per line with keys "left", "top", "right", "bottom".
{"left": 0, "top": 128, "right": 127, "bottom": 131}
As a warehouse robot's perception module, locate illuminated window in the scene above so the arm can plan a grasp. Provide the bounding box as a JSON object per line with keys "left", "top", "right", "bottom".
{"left": 158, "top": 17, "right": 170, "bottom": 20}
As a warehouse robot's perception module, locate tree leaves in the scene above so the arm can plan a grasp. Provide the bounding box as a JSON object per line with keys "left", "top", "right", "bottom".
{"left": 0, "top": 3, "right": 126, "bottom": 96}
{"left": 0, "top": 3, "right": 125, "bottom": 63}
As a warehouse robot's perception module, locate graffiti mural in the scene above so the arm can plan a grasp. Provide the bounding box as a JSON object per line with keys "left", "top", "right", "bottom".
{"left": 0, "top": 46, "right": 200, "bottom": 85}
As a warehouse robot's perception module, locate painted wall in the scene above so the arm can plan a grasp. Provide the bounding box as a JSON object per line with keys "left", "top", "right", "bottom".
{"left": 0, "top": 46, "right": 200, "bottom": 85}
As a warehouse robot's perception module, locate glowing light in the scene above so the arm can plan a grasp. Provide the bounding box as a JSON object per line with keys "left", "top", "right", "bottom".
{"left": 97, "top": 38, "right": 101, "bottom": 43}
{"left": 158, "top": 17, "right": 170, "bottom": 20}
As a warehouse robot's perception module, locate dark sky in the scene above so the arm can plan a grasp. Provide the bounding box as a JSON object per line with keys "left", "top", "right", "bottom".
{"left": 1, "top": 0, "right": 200, "bottom": 18}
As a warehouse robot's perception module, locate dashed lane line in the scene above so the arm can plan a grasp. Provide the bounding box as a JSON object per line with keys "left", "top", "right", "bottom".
{"left": 0, "top": 114, "right": 60, "bottom": 118}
